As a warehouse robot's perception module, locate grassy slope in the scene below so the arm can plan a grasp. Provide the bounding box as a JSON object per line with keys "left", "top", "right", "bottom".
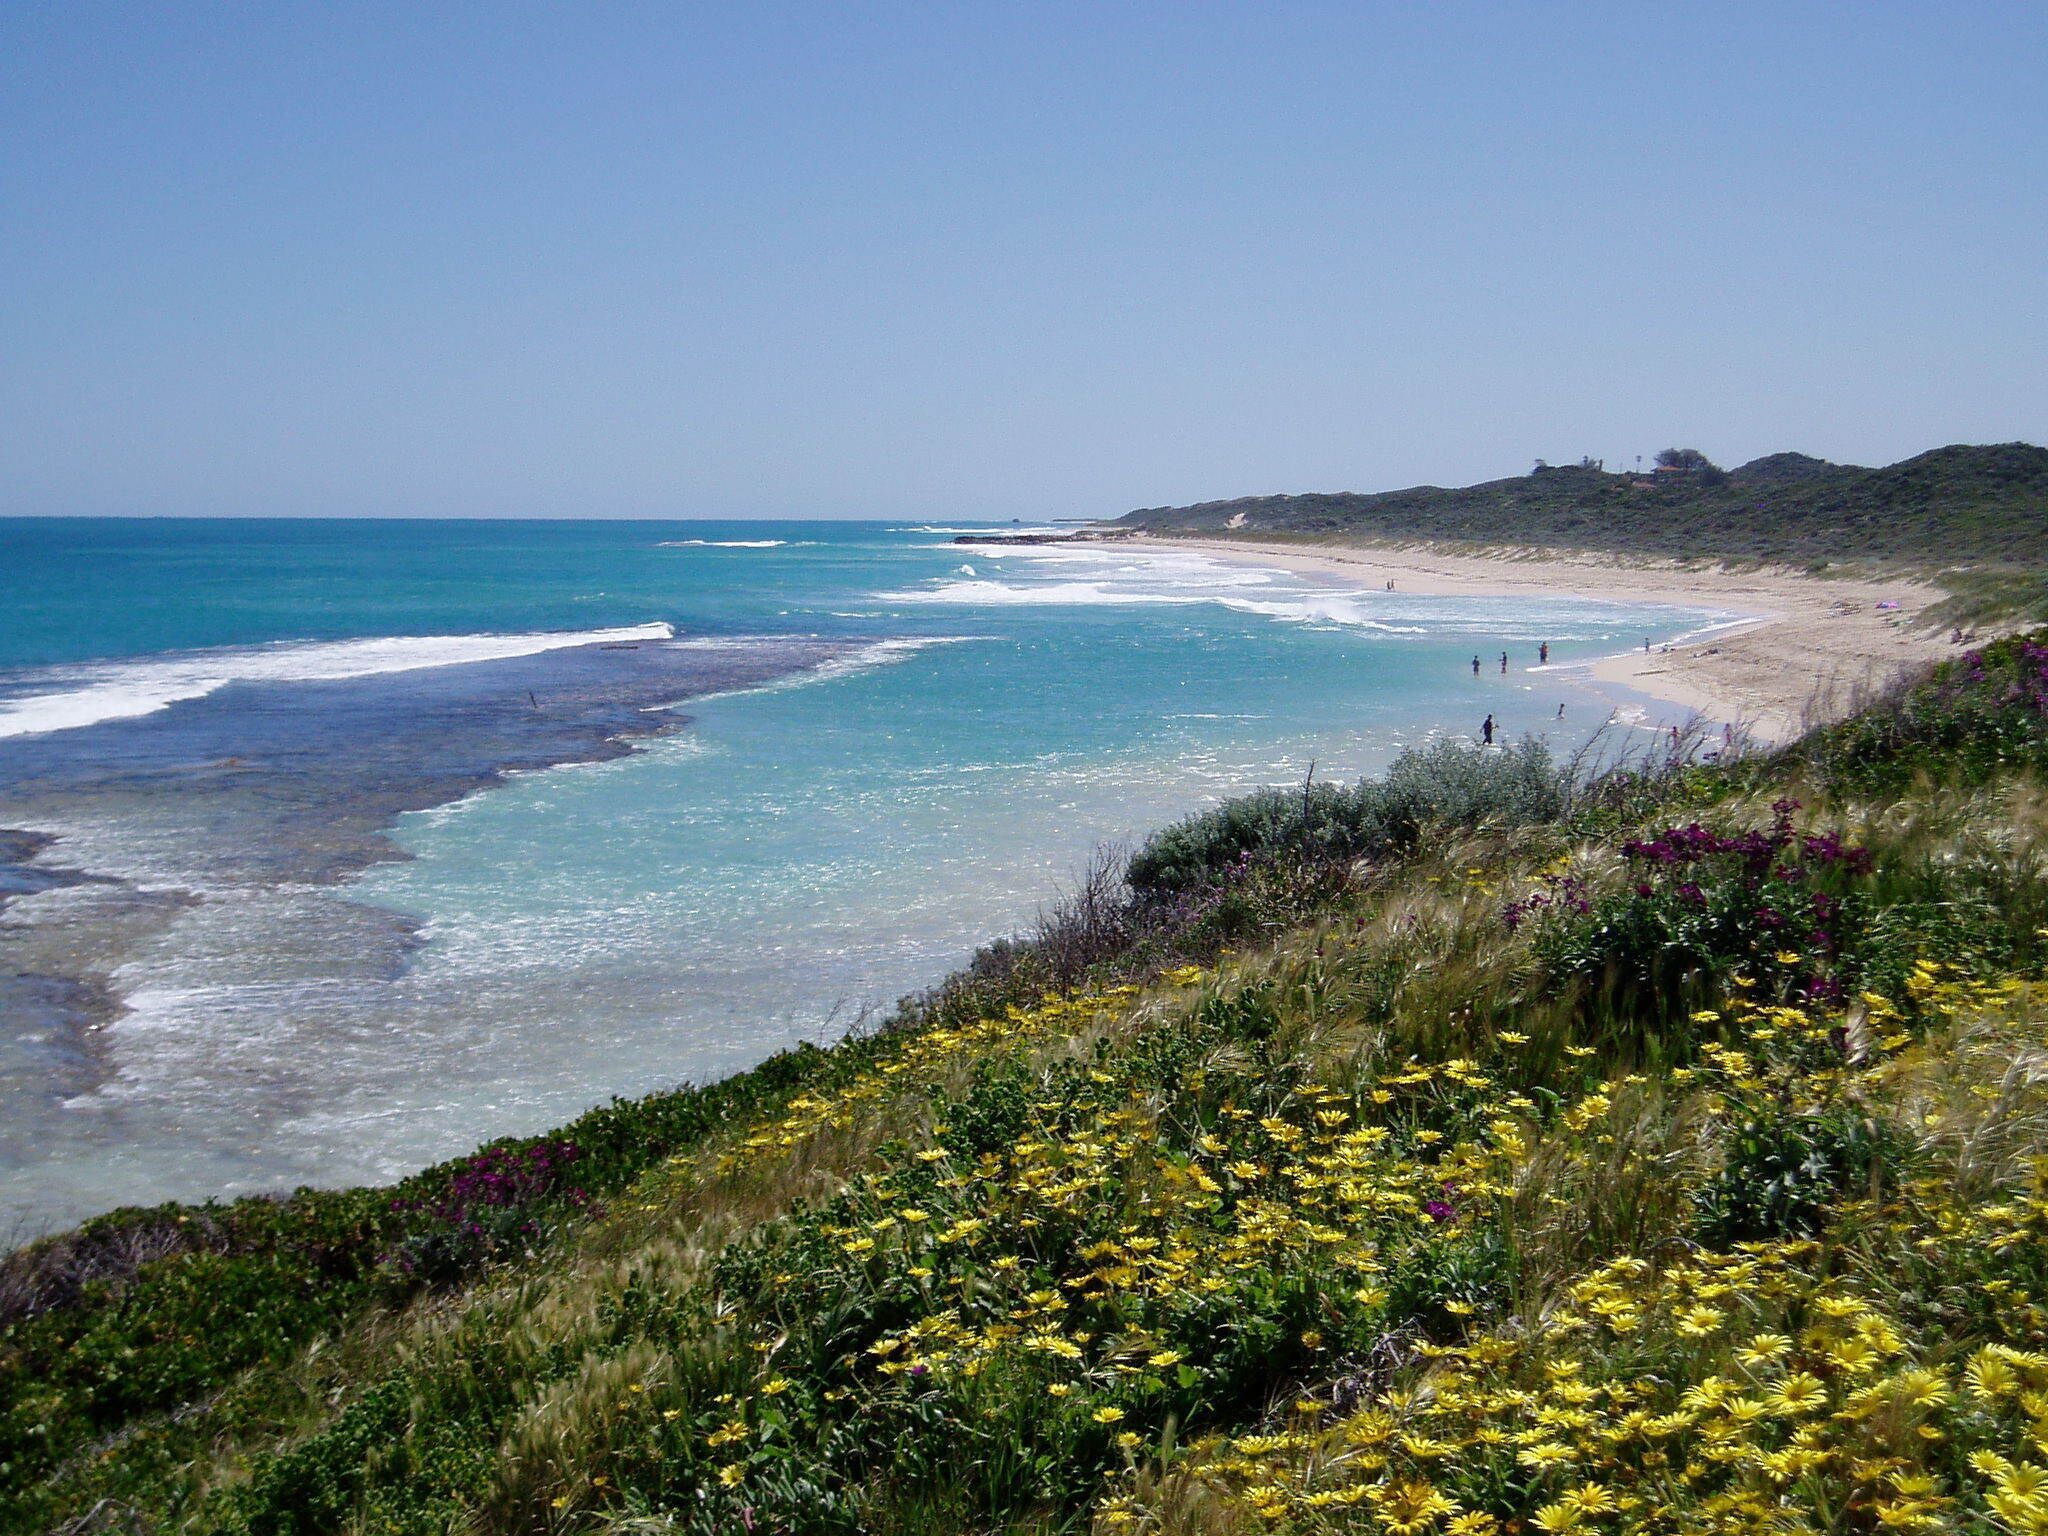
{"left": 1115, "top": 443, "right": 2048, "bottom": 586}
{"left": 7, "top": 637, "right": 2048, "bottom": 1534}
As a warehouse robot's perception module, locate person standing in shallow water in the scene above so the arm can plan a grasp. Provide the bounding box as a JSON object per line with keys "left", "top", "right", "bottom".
{"left": 1481, "top": 713, "right": 1495, "bottom": 745}
{"left": 1471, "top": 655, "right": 1481, "bottom": 675}
{"left": 1539, "top": 641, "right": 1549, "bottom": 665}
{"left": 1500, "top": 651, "right": 1508, "bottom": 674}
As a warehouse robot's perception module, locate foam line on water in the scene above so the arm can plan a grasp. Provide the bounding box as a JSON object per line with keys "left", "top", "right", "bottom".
{"left": 658, "top": 635, "right": 989, "bottom": 707}
{"left": 876, "top": 578, "right": 1200, "bottom": 607}
{"left": 879, "top": 576, "right": 1431, "bottom": 633}
{"left": 0, "top": 623, "right": 676, "bottom": 740}
{"left": 882, "top": 542, "right": 1732, "bottom": 643}
{"left": 1531, "top": 615, "right": 1763, "bottom": 674}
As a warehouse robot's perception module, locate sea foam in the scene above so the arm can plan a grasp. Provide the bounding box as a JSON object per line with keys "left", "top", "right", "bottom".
{"left": 0, "top": 623, "right": 676, "bottom": 740}
{"left": 657, "top": 539, "right": 809, "bottom": 549}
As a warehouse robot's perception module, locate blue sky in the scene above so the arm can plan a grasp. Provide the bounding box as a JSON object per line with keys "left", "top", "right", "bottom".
{"left": 2, "top": 3, "right": 2043, "bottom": 519}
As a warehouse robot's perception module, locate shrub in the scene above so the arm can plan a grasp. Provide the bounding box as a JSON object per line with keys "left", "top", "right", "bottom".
{"left": 1126, "top": 781, "right": 1386, "bottom": 899}
{"left": 1797, "top": 634, "right": 2048, "bottom": 790}
{"left": 1128, "top": 739, "right": 1561, "bottom": 900}
{"left": 1379, "top": 737, "right": 1563, "bottom": 839}
{"left": 1692, "top": 1104, "right": 1907, "bottom": 1245}
{"left": 1536, "top": 800, "right": 1878, "bottom": 1020}
{"left": 386, "top": 1139, "right": 586, "bottom": 1285}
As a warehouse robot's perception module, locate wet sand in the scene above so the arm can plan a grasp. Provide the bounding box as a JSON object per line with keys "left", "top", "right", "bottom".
{"left": 1121, "top": 535, "right": 1975, "bottom": 742}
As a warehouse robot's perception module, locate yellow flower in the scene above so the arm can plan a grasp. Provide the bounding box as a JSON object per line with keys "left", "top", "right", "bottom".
{"left": 1768, "top": 1373, "right": 1828, "bottom": 1415}
{"left": 1895, "top": 1368, "right": 1951, "bottom": 1410}
{"left": 1562, "top": 1482, "right": 1617, "bottom": 1515}
{"left": 1370, "top": 1478, "right": 1458, "bottom": 1536}
{"left": 1965, "top": 1348, "right": 2019, "bottom": 1398}
{"left": 1737, "top": 1333, "right": 1792, "bottom": 1365}
{"left": 1092, "top": 1406, "right": 1126, "bottom": 1424}
{"left": 1676, "top": 1305, "right": 1725, "bottom": 1337}
{"left": 1995, "top": 1460, "right": 2048, "bottom": 1503}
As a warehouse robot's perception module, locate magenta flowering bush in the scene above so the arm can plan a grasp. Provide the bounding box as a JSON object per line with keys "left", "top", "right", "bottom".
{"left": 1532, "top": 801, "right": 1878, "bottom": 1017}
{"left": 387, "top": 1139, "right": 586, "bottom": 1283}
{"left": 1804, "top": 633, "right": 2048, "bottom": 789}
{"left": 1500, "top": 873, "right": 1592, "bottom": 933}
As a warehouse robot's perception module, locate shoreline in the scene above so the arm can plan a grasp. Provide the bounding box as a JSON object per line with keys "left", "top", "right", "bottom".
{"left": 0, "top": 635, "right": 861, "bottom": 1239}
{"left": 1119, "top": 533, "right": 1969, "bottom": 743}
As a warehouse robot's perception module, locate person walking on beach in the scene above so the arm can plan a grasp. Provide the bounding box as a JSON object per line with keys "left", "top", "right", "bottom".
{"left": 1471, "top": 655, "right": 1481, "bottom": 675}
{"left": 1539, "top": 641, "right": 1549, "bottom": 665}
{"left": 1481, "top": 713, "right": 1495, "bottom": 746}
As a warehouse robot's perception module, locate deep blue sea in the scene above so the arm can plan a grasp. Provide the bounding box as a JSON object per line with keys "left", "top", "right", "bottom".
{"left": 0, "top": 517, "right": 1727, "bottom": 1231}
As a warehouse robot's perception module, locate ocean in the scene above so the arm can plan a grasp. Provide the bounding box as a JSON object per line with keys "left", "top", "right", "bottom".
{"left": 0, "top": 517, "right": 1724, "bottom": 1233}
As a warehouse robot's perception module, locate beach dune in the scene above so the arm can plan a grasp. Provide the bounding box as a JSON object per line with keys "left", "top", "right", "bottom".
{"left": 1123, "top": 535, "right": 1969, "bottom": 743}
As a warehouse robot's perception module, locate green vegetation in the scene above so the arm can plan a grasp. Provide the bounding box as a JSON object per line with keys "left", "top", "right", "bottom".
{"left": 8, "top": 636, "right": 2048, "bottom": 1534}
{"left": 1117, "top": 443, "right": 2048, "bottom": 611}
{"left": 1125, "top": 739, "right": 1561, "bottom": 900}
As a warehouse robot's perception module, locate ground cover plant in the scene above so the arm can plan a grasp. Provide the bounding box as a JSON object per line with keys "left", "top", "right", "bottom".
{"left": 6, "top": 633, "right": 2048, "bottom": 1534}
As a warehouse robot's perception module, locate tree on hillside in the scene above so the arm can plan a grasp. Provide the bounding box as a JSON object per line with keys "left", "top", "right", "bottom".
{"left": 1655, "top": 447, "right": 1727, "bottom": 484}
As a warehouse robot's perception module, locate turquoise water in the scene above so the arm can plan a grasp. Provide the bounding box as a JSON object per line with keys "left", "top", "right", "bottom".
{"left": 0, "top": 518, "right": 1725, "bottom": 1229}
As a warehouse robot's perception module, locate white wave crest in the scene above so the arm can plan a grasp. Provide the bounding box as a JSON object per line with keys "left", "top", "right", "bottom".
{"left": 1217, "top": 595, "right": 1426, "bottom": 633}
{"left": 877, "top": 579, "right": 1197, "bottom": 608}
{"left": 657, "top": 538, "right": 808, "bottom": 549}
{"left": 650, "top": 635, "right": 987, "bottom": 707}
{"left": 0, "top": 623, "right": 676, "bottom": 740}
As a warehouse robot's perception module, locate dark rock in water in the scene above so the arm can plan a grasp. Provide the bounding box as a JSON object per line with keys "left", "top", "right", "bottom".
{"left": 0, "top": 829, "right": 97, "bottom": 911}
{"left": 0, "top": 631, "right": 870, "bottom": 1234}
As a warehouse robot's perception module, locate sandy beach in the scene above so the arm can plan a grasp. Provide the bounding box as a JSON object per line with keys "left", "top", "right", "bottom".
{"left": 1122, "top": 535, "right": 1973, "bottom": 743}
